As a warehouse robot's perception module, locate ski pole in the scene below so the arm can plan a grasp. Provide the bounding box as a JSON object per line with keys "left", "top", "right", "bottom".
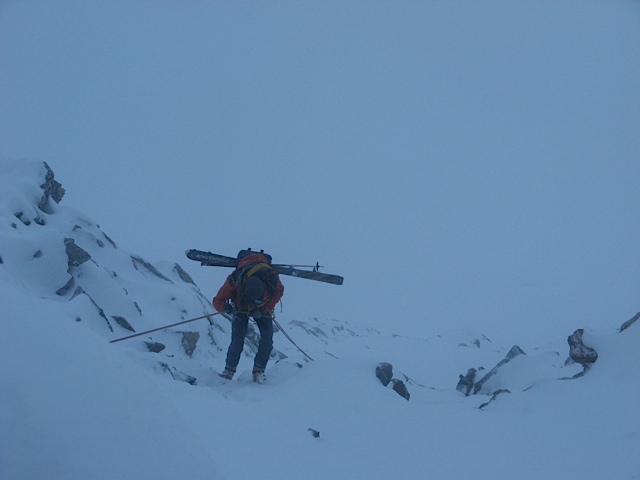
{"left": 110, "top": 312, "right": 222, "bottom": 343}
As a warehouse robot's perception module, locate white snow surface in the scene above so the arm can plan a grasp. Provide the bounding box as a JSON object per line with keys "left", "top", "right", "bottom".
{"left": 1, "top": 160, "right": 639, "bottom": 479}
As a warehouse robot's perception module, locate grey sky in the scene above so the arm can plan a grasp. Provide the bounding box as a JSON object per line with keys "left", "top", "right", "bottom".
{"left": 2, "top": 1, "right": 638, "bottom": 347}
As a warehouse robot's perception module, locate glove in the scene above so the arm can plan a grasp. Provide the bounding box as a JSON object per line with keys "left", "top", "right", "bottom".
{"left": 223, "top": 302, "right": 234, "bottom": 314}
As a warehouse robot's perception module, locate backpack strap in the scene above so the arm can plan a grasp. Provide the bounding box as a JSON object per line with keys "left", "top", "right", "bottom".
{"left": 243, "top": 263, "right": 272, "bottom": 281}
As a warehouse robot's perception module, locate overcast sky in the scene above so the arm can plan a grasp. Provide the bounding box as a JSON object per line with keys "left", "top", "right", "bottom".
{"left": 2, "top": 1, "right": 639, "bottom": 348}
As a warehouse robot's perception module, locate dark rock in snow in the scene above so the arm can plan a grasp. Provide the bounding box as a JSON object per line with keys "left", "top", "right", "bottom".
{"left": 64, "top": 238, "right": 91, "bottom": 271}
{"left": 619, "top": 312, "right": 640, "bottom": 333}
{"left": 112, "top": 315, "right": 135, "bottom": 332}
{"left": 102, "top": 232, "right": 117, "bottom": 248}
{"left": 56, "top": 277, "right": 75, "bottom": 296}
{"left": 15, "top": 212, "right": 30, "bottom": 226}
{"left": 181, "top": 331, "right": 200, "bottom": 357}
{"left": 465, "top": 345, "right": 526, "bottom": 395}
{"left": 131, "top": 256, "right": 172, "bottom": 282}
{"left": 376, "top": 362, "right": 393, "bottom": 387}
{"left": 145, "top": 341, "right": 166, "bottom": 353}
{"left": 308, "top": 428, "right": 320, "bottom": 438}
{"left": 391, "top": 379, "right": 410, "bottom": 400}
{"left": 478, "top": 389, "right": 511, "bottom": 410}
{"left": 38, "top": 162, "right": 65, "bottom": 212}
{"left": 458, "top": 345, "right": 526, "bottom": 404}
{"left": 375, "top": 362, "right": 411, "bottom": 400}
{"left": 159, "top": 362, "right": 196, "bottom": 385}
{"left": 290, "top": 319, "right": 329, "bottom": 342}
{"left": 567, "top": 329, "right": 598, "bottom": 365}
{"left": 173, "top": 263, "right": 196, "bottom": 285}
{"left": 456, "top": 368, "right": 477, "bottom": 396}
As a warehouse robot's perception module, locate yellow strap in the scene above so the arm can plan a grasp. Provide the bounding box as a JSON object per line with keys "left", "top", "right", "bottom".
{"left": 244, "top": 263, "right": 271, "bottom": 280}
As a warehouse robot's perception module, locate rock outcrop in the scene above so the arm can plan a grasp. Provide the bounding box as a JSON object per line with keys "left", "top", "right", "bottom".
{"left": 38, "top": 161, "right": 66, "bottom": 212}
{"left": 456, "top": 345, "right": 525, "bottom": 397}
{"left": 619, "top": 312, "right": 640, "bottom": 333}
{"left": 567, "top": 329, "right": 598, "bottom": 365}
{"left": 375, "top": 362, "right": 410, "bottom": 400}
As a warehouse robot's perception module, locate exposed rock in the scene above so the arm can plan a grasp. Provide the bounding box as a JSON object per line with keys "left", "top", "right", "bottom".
{"left": 158, "top": 362, "right": 196, "bottom": 385}
{"left": 567, "top": 329, "right": 598, "bottom": 365}
{"left": 131, "top": 256, "right": 172, "bottom": 282}
{"left": 102, "top": 232, "right": 117, "bottom": 248}
{"left": 472, "top": 345, "right": 525, "bottom": 395}
{"left": 620, "top": 312, "right": 640, "bottom": 333}
{"left": 291, "top": 319, "right": 329, "bottom": 342}
{"left": 458, "top": 346, "right": 525, "bottom": 397}
{"left": 15, "top": 212, "right": 30, "bottom": 226}
{"left": 69, "top": 286, "right": 113, "bottom": 332}
{"left": 55, "top": 277, "right": 75, "bottom": 296}
{"left": 64, "top": 238, "right": 91, "bottom": 271}
{"left": 38, "top": 162, "right": 65, "bottom": 212}
{"left": 456, "top": 368, "right": 477, "bottom": 396}
{"left": 308, "top": 428, "right": 320, "bottom": 438}
{"left": 478, "top": 389, "right": 511, "bottom": 410}
{"left": 112, "top": 315, "right": 135, "bottom": 332}
{"left": 375, "top": 362, "right": 411, "bottom": 400}
{"left": 458, "top": 336, "right": 488, "bottom": 348}
{"left": 375, "top": 362, "right": 393, "bottom": 387}
{"left": 391, "top": 379, "right": 410, "bottom": 400}
{"left": 145, "top": 341, "right": 166, "bottom": 353}
{"left": 173, "top": 263, "right": 196, "bottom": 285}
{"left": 181, "top": 331, "right": 200, "bottom": 357}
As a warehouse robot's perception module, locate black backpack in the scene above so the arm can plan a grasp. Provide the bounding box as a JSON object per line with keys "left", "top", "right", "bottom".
{"left": 233, "top": 251, "right": 278, "bottom": 307}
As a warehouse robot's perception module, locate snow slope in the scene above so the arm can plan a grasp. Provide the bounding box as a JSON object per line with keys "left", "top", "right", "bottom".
{"left": 1, "top": 160, "right": 639, "bottom": 479}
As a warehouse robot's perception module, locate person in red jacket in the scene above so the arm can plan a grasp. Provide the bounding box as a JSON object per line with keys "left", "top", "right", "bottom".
{"left": 213, "top": 252, "right": 284, "bottom": 383}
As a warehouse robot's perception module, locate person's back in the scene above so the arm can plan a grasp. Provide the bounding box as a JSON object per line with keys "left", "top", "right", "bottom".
{"left": 213, "top": 251, "right": 284, "bottom": 383}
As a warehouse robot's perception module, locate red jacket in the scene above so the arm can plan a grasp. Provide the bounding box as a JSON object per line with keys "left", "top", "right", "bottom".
{"left": 213, "top": 254, "right": 284, "bottom": 313}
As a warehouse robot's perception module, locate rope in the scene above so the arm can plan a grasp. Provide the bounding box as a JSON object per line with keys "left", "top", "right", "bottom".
{"left": 112, "top": 310, "right": 314, "bottom": 362}
{"left": 110, "top": 312, "right": 222, "bottom": 343}
{"left": 223, "top": 312, "right": 314, "bottom": 362}
{"left": 273, "top": 317, "right": 314, "bottom": 362}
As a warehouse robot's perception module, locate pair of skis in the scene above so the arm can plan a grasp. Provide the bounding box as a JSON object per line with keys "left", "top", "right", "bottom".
{"left": 185, "top": 249, "right": 344, "bottom": 285}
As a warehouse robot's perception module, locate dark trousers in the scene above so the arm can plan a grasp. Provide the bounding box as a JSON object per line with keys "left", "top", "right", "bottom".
{"left": 225, "top": 311, "right": 274, "bottom": 372}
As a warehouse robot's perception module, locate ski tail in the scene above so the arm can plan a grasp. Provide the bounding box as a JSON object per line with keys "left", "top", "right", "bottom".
{"left": 273, "top": 265, "right": 343, "bottom": 285}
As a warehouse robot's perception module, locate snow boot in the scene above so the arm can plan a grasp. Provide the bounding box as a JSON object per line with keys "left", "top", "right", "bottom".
{"left": 252, "top": 370, "right": 267, "bottom": 384}
{"left": 219, "top": 368, "right": 235, "bottom": 380}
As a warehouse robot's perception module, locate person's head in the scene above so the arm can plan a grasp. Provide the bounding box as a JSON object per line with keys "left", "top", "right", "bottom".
{"left": 243, "top": 276, "right": 264, "bottom": 306}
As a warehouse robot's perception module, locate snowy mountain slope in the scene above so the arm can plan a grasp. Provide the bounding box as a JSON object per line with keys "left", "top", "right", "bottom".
{"left": 0, "top": 160, "right": 264, "bottom": 384}
{"left": 169, "top": 320, "right": 640, "bottom": 480}
{"left": 1, "top": 281, "right": 223, "bottom": 480}
{"left": 2, "top": 159, "right": 639, "bottom": 479}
